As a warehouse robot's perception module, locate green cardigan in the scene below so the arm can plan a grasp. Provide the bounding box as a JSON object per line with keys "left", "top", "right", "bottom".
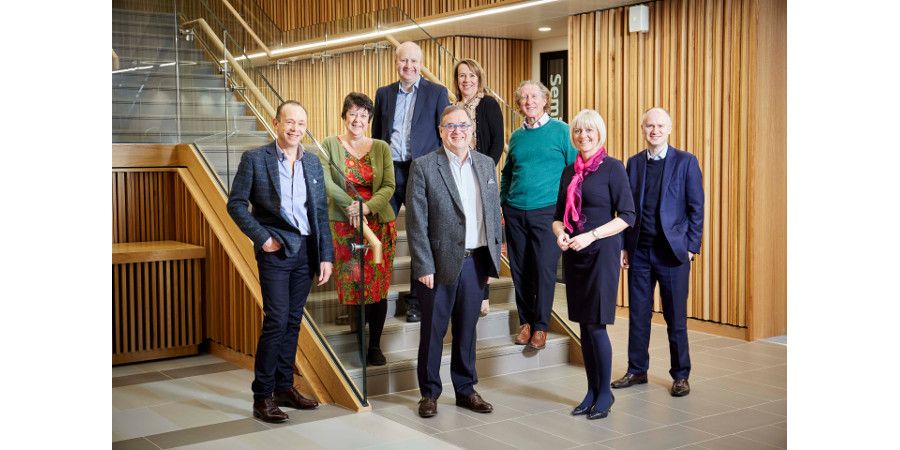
{"left": 318, "top": 135, "right": 396, "bottom": 223}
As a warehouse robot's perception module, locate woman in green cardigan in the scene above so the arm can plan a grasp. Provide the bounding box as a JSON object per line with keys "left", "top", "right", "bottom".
{"left": 319, "top": 92, "right": 396, "bottom": 366}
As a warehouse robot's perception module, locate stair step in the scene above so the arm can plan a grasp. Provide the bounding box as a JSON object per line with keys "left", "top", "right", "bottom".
{"left": 112, "top": 31, "right": 179, "bottom": 48}
{"left": 112, "top": 130, "right": 271, "bottom": 144}
{"left": 115, "top": 58, "right": 218, "bottom": 74}
{"left": 343, "top": 330, "right": 570, "bottom": 396}
{"left": 306, "top": 277, "right": 515, "bottom": 326}
{"left": 112, "top": 9, "right": 177, "bottom": 26}
{"left": 321, "top": 302, "right": 521, "bottom": 355}
{"left": 112, "top": 45, "right": 204, "bottom": 61}
{"left": 113, "top": 100, "right": 248, "bottom": 116}
{"left": 112, "top": 115, "right": 260, "bottom": 134}
{"left": 112, "top": 20, "right": 177, "bottom": 37}
{"left": 113, "top": 72, "right": 226, "bottom": 89}
{"left": 112, "top": 86, "right": 241, "bottom": 105}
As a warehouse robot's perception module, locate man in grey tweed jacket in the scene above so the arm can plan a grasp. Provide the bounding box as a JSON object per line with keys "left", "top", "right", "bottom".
{"left": 406, "top": 105, "right": 502, "bottom": 418}
{"left": 227, "top": 101, "right": 333, "bottom": 423}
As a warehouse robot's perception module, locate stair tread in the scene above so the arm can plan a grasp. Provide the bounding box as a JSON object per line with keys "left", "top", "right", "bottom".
{"left": 113, "top": 113, "right": 258, "bottom": 120}
{"left": 319, "top": 302, "right": 519, "bottom": 338}
{"left": 340, "top": 331, "right": 570, "bottom": 375}
{"left": 306, "top": 276, "right": 515, "bottom": 306}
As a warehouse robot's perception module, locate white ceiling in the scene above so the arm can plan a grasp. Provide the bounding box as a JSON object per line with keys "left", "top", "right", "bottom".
{"left": 394, "top": 0, "right": 644, "bottom": 41}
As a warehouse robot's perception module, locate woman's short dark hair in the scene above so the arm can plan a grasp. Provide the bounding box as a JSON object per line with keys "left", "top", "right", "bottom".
{"left": 340, "top": 92, "right": 374, "bottom": 121}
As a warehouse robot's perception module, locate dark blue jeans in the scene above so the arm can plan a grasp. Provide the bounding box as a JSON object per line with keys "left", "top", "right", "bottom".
{"left": 252, "top": 243, "right": 312, "bottom": 400}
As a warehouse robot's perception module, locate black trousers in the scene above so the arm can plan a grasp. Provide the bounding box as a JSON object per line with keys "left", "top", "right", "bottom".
{"left": 502, "top": 204, "right": 561, "bottom": 331}
{"left": 251, "top": 241, "right": 312, "bottom": 400}
{"left": 390, "top": 160, "right": 420, "bottom": 310}
{"left": 416, "top": 249, "right": 489, "bottom": 399}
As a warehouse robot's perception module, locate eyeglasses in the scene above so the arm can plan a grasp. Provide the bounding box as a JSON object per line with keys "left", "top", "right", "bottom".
{"left": 442, "top": 123, "right": 472, "bottom": 131}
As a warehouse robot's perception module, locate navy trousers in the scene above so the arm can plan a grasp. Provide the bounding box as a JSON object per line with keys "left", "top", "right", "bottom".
{"left": 416, "top": 249, "right": 488, "bottom": 399}
{"left": 391, "top": 160, "right": 420, "bottom": 310}
{"left": 252, "top": 241, "right": 312, "bottom": 400}
{"left": 502, "top": 204, "right": 561, "bottom": 331}
{"left": 626, "top": 244, "right": 692, "bottom": 379}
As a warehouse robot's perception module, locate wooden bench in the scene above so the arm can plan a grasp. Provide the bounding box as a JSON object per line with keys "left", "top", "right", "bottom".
{"left": 112, "top": 241, "right": 206, "bottom": 365}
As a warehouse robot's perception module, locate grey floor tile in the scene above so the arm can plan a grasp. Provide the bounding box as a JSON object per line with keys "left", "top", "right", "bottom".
{"left": 704, "top": 347, "right": 785, "bottom": 367}
{"left": 113, "top": 371, "right": 172, "bottom": 388}
{"left": 732, "top": 342, "right": 787, "bottom": 359}
{"left": 702, "top": 378, "right": 786, "bottom": 402}
{"left": 262, "top": 404, "right": 355, "bottom": 428}
{"left": 453, "top": 403, "right": 531, "bottom": 424}
{"left": 600, "top": 424, "right": 718, "bottom": 449}
{"left": 732, "top": 365, "right": 787, "bottom": 389}
{"left": 689, "top": 353, "right": 767, "bottom": 372}
{"left": 113, "top": 407, "right": 180, "bottom": 442}
{"left": 630, "top": 386, "right": 740, "bottom": 416}
{"left": 282, "top": 412, "right": 432, "bottom": 449}
{"left": 557, "top": 409, "right": 664, "bottom": 436}
{"left": 681, "top": 407, "right": 784, "bottom": 436}
{"left": 433, "top": 429, "right": 519, "bottom": 450}
{"left": 612, "top": 395, "right": 702, "bottom": 426}
{"left": 513, "top": 410, "right": 625, "bottom": 445}
{"left": 672, "top": 384, "right": 771, "bottom": 410}
{"left": 145, "top": 418, "right": 268, "bottom": 448}
{"left": 469, "top": 419, "right": 581, "bottom": 449}
{"left": 112, "top": 437, "right": 162, "bottom": 450}
{"left": 161, "top": 362, "right": 241, "bottom": 380}
{"left": 696, "top": 435, "right": 781, "bottom": 450}
{"left": 736, "top": 423, "right": 787, "bottom": 448}
{"left": 379, "top": 403, "right": 489, "bottom": 433}
{"left": 376, "top": 408, "right": 444, "bottom": 435}
{"left": 366, "top": 435, "right": 464, "bottom": 449}
{"left": 690, "top": 336, "right": 746, "bottom": 349}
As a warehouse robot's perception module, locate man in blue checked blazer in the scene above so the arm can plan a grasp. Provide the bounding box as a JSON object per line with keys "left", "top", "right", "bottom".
{"left": 227, "top": 101, "right": 334, "bottom": 423}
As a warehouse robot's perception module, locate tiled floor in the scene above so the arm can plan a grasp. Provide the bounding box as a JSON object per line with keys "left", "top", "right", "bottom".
{"left": 113, "top": 320, "right": 786, "bottom": 449}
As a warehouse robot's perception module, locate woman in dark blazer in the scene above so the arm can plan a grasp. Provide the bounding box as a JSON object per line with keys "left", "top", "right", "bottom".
{"left": 552, "top": 109, "right": 635, "bottom": 420}
{"left": 454, "top": 58, "right": 504, "bottom": 315}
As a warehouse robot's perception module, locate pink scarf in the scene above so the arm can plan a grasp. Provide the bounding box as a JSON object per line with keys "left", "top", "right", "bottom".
{"left": 563, "top": 147, "right": 607, "bottom": 233}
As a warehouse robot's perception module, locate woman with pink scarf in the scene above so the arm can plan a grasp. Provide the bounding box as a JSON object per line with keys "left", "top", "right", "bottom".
{"left": 552, "top": 109, "right": 635, "bottom": 420}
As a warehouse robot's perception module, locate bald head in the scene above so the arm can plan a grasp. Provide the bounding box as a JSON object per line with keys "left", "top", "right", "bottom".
{"left": 641, "top": 107, "right": 673, "bottom": 150}
{"left": 395, "top": 41, "right": 423, "bottom": 86}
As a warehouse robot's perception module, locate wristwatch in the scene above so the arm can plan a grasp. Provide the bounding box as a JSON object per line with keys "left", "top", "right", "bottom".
{"left": 591, "top": 228, "right": 601, "bottom": 239}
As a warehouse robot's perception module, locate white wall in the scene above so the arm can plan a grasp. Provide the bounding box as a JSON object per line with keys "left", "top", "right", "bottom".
{"left": 531, "top": 35, "right": 568, "bottom": 81}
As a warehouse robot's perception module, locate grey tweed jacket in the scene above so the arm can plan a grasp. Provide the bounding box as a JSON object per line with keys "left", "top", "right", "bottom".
{"left": 226, "top": 142, "right": 334, "bottom": 274}
{"left": 405, "top": 147, "right": 502, "bottom": 285}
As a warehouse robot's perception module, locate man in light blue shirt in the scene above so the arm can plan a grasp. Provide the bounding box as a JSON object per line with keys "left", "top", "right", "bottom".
{"left": 372, "top": 41, "right": 450, "bottom": 322}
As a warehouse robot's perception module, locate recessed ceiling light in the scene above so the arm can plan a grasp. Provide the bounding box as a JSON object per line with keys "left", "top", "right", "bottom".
{"left": 538, "top": 27, "right": 552, "bottom": 32}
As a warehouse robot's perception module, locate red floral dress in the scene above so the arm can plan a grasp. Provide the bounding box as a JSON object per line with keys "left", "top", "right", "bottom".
{"left": 330, "top": 150, "right": 397, "bottom": 305}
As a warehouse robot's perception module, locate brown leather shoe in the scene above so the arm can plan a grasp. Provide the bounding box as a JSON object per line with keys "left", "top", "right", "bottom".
{"left": 455, "top": 392, "right": 493, "bottom": 413}
{"left": 611, "top": 372, "right": 648, "bottom": 389}
{"left": 671, "top": 378, "right": 691, "bottom": 397}
{"left": 274, "top": 387, "right": 319, "bottom": 410}
{"left": 528, "top": 330, "right": 547, "bottom": 350}
{"left": 253, "top": 397, "right": 288, "bottom": 423}
{"left": 418, "top": 397, "right": 438, "bottom": 418}
{"left": 514, "top": 324, "right": 532, "bottom": 345}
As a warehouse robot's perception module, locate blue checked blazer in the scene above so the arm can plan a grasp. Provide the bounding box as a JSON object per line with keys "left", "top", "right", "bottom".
{"left": 227, "top": 142, "right": 334, "bottom": 274}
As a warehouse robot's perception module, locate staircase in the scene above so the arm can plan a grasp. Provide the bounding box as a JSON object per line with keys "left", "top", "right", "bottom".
{"left": 113, "top": 7, "right": 574, "bottom": 400}
{"left": 308, "top": 208, "right": 573, "bottom": 396}
{"left": 112, "top": 8, "right": 270, "bottom": 182}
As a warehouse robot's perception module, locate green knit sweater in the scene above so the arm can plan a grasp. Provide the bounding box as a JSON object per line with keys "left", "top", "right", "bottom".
{"left": 318, "top": 136, "right": 396, "bottom": 223}
{"left": 500, "top": 118, "right": 578, "bottom": 210}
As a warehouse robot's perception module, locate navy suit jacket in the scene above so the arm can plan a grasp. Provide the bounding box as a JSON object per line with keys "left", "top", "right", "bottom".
{"left": 371, "top": 78, "right": 450, "bottom": 160}
{"left": 624, "top": 145, "right": 704, "bottom": 264}
{"left": 227, "top": 142, "right": 334, "bottom": 275}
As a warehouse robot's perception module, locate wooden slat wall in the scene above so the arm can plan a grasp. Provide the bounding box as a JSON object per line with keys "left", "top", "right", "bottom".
{"left": 568, "top": 0, "right": 785, "bottom": 335}
{"left": 112, "top": 169, "right": 262, "bottom": 362}
{"left": 256, "top": 36, "right": 530, "bottom": 141}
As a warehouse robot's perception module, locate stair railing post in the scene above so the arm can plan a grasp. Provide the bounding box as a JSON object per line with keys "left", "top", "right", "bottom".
{"left": 173, "top": 0, "right": 182, "bottom": 141}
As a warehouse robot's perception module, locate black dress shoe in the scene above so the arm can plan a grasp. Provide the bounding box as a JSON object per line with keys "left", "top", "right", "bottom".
{"left": 274, "top": 387, "right": 319, "bottom": 410}
{"left": 253, "top": 397, "right": 289, "bottom": 423}
{"left": 455, "top": 392, "right": 493, "bottom": 413}
{"left": 611, "top": 372, "right": 648, "bottom": 389}
{"left": 418, "top": 397, "right": 438, "bottom": 418}
{"left": 671, "top": 378, "right": 690, "bottom": 397}
{"left": 571, "top": 403, "right": 592, "bottom": 415}
{"left": 587, "top": 394, "right": 615, "bottom": 420}
{"left": 367, "top": 347, "right": 386, "bottom": 366}
{"left": 406, "top": 306, "right": 421, "bottom": 323}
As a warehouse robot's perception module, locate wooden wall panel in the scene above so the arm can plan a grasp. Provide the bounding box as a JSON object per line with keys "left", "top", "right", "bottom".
{"left": 568, "top": 0, "right": 785, "bottom": 336}
{"left": 256, "top": 36, "right": 530, "bottom": 142}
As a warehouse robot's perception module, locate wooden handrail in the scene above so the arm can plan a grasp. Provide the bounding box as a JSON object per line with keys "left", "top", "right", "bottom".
{"left": 112, "top": 48, "right": 120, "bottom": 70}
{"left": 220, "top": 0, "right": 272, "bottom": 58}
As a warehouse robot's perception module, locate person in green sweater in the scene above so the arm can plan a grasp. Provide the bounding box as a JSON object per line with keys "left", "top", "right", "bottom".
{"left": 318, "top": 92, "right": 397, "bottom": 366}
{"left": 500, "top": 80, "right": 578, "bottom": 350}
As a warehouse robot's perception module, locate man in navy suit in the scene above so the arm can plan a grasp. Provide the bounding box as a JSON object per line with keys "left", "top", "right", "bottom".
{"left": 227, "top": 101, "right": 334, "bottom": 423}
{"left": 611, "top": 107, "right": 704, "bottom": 397}
{"left": 372, "top": 41, "right": 450, "bottom": 322}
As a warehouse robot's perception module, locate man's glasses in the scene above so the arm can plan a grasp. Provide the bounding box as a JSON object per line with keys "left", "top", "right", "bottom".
{"left": 442, "top": 123, "right": 471, "bottom": 131}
